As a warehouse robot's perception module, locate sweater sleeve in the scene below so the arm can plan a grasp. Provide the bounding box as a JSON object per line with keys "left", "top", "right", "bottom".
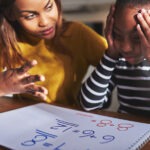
{"left": 80, "top": 52, "right": 118, "bottom": 111}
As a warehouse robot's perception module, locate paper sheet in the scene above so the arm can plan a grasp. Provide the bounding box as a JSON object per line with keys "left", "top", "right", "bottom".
{"left": 0, "top": 103, "right": 150, "bottom": 150}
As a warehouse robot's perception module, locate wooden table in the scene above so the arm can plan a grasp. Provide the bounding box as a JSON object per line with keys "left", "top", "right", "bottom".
{"left": 0, "top": 96, "right": 150, "bottom": 150}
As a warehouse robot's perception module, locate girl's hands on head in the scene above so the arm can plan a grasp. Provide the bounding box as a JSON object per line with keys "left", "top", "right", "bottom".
{"left": 0, "top": 60, "right": 48, "bottom": 101}
{"left": 105, "top": 5, "right": 120, "bottom": 59}
{"left": 137, "top": 9, "right": 150, "bottom": 60}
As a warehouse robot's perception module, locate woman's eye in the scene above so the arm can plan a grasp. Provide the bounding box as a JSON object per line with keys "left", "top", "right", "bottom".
{"left": 24, "top": 13, "right": 36, "bottom": 20}
{"left": 46, "top": 3, "right": 53, "bottom": 11}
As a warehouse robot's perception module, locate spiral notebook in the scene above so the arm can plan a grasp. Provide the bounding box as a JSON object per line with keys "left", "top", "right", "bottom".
{"left": 0, "top": 103, "right": 150, "bottom": 150}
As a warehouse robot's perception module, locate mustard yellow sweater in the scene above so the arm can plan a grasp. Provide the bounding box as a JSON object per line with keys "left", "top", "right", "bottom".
{"left": 17, "top": 21, "right": 107, "bottom": 107}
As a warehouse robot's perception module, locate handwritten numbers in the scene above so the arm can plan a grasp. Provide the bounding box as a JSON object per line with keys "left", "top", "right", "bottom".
{"left": 20, "top": 117, "right": 135, "bottom": 149}
{"left": 50, "top": 119, "right": 78, "bottom": 132}
{"left": 79, "top": 130, "right": 96, "bottom": 138}
{"left": 117, "top": 123, "right": 134, "bottom": 131}
{"left": 97, "top": 120, "right": 114, "bottom": 127}
{"left": 100, "top": 135, "right": 115, "bottom": 144}
{"left": 43, "top": 142, "right": 53, "bottom": 147}
{"left": 53, "top": 142, "right": 66, "bottom": 150}
{"left": 96, "top": 120, "right": 134, "bottom": 131}
{"left": 21, "top": 129, "right": 57, "bottom": 146}
{"left": 21, "top": 139, "right": 36, "bottom": 146}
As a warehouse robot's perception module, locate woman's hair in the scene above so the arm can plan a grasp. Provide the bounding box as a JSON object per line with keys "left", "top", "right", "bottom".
{"left": 0, "top": 0, "right": 63, "bottom": 69}
{"left": 0, "top": 0, "right": 22, "bottom": 69}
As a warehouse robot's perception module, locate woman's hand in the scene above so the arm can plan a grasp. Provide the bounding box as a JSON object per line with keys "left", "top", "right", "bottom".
{"left": 0, "top": 60, "right": 48, "bottom": 101}
{"left": 105, "top": 5, "right": 120, "bottom": 59}
{"left": 137, "top": 9, "right": 150, "bottom": 60}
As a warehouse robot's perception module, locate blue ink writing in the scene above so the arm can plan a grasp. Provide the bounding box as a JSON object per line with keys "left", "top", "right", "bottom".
{"left": 79, "top": 130, "right": 96, "bottom": 138}
{"left": 21, "top": 129, "right": 57, "bottom": 146}
{"left": 100, "top": 135, "right": 115, "bottom": 144}
{"left": 50, "top": 119, "right": 78, "bottom": 132}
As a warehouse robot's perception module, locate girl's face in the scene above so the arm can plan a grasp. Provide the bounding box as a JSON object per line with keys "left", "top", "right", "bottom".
{"left": 113, "top": 5, "right": 144, "bottom": 65}
{"left": 13, "top": 0, "right": 58, "bottom": 39}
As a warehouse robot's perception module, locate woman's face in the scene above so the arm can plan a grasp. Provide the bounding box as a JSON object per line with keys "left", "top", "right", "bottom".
{"left": 13, "top": 0, "right": 58, "bottom": 39}
{"left": 113, "top": 5, "right": 145, "bottom": 65}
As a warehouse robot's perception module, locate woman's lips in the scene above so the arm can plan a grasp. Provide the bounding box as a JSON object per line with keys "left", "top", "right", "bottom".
{"left": 41, "top": 27, "right": 54, "bottom": 36}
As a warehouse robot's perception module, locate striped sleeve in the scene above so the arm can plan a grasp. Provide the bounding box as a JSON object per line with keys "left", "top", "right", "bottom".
{"left": 80, "top": 52, "right": 118, "bottom": 111}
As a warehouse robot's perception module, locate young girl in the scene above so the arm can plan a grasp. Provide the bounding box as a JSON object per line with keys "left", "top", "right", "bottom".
{"left": 0, "top": 0, "right": 107, "bottom": 107}
{"left": 80, "top": 0, "right": 150, "bottom": 116}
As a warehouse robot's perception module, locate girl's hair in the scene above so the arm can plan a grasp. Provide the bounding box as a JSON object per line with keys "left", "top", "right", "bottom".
{"left": 115, "top": 0, "right": 150, "bottom": 8}
{"left": 0, "top": 0, "right": 63, "bottom": 69}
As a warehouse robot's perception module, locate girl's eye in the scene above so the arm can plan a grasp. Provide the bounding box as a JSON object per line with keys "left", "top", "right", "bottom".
{"left": 24, "top": 13, "right": 36, "bottom": 20}
{"left": 132, "top": 36, "right": 140, "bottom": 43}
{"left": 134, "top": 38, "right": 140, "bottom": 42}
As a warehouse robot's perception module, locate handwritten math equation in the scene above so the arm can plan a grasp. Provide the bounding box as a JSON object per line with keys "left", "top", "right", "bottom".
{"left": 21, "top": 117, "right": 134, "bottom": 150}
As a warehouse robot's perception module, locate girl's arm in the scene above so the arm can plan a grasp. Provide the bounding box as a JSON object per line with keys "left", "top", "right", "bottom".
{"left": 80, "top": 52, "right": 117, "bottom": 111}
{"left": 80, "top": 5, "right": 119, "bottom": 111}
{"left": 0, "top": 60, "right": 48, "bottom": 101}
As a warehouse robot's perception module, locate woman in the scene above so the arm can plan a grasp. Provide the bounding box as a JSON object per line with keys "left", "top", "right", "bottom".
{"left": 0, "top": 0, "right": 107, "bottom": 107}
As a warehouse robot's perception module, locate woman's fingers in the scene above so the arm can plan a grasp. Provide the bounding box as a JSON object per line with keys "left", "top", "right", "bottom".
{"left": 25, "top": 84, "right": 48, "bottom": 100}
{"left": 21, "top": 75, "right": 45, "bottom": 84}
{"left": 16, "top": 60, "right": 48, "bottom": 100}
{"left": 17, "top": 60, "right": 37, "bottom": 74}
{"left": 34, "top": 87, "right": 48, "bottom": 101}
{"left": 0, "top": 59, "right": 48, "bottom": 98}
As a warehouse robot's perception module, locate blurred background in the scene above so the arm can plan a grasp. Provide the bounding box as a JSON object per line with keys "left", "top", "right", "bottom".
{"left": 61, "top": 0, "right": 119, "bottom": 112}
{"left": 61, "top": 0, "right": 115, "bottom": 35}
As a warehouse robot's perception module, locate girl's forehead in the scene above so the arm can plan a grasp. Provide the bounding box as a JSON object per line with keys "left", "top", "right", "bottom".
{"left": 114, "top": 4, "right": 147, "bottom": 24}
{"left": 114, "top": 6, "right": 138, "bottom": 33}
{"left": 114, "top": 4, "right": 150, "bottom": 27}
{"left": 115, "top": 6, "right": 137, "bottom": 20}
{"left": 115, "top": 4, "right": 150, "bottom": 15}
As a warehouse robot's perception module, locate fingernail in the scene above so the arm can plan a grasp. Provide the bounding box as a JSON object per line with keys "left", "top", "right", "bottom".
{"left": 141, "top": 9, "right": 146, "bottom": 13}
{"left": 43, "top": 88, "right": 48, "bottom": 95}
{"left": 32, "top": 60, "right": 37, "bottom": 65}
{"left": 137, "top": 13, "right": 142, "bottom": 18}
{"left": 40, "top": 75, "right": 45, "bottom": 81}
{"left": 137, "top": 24, "right": 140, "bottom": 28}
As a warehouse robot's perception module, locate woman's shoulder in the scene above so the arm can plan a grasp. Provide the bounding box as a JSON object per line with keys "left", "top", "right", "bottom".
{"left": 68, "top": 21, "right": 87, "bottom": 28}
{"left": 63, "top": 20, "right": 92, "bottom": 34}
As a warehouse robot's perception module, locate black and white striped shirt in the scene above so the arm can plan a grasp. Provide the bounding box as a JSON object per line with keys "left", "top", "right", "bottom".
{"left": 80, "top": 52, "right": 150, "bottom": 116}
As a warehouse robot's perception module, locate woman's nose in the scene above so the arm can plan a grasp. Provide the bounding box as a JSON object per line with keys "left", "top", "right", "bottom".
{"left": 39, "top": 14, "right": 49, "bottom": 27}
